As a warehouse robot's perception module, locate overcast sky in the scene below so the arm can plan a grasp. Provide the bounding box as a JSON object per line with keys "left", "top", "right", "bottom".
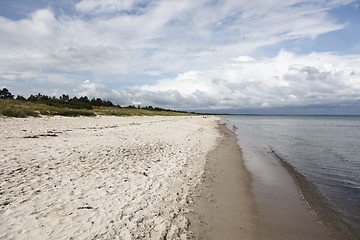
{"left": 1, "top": 0, "right": 360, "bottom": 114}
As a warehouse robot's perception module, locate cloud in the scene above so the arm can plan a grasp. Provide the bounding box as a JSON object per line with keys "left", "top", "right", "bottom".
{"left": 1, "top": 0, "right": 359, "bottom": 112}
{"left": 139, "top": 50, "right": 360, "bottom": 109}
{"left": 0, "top": 1, "right": 352, "bottom": 75}
{"left": 231, "top": 56, "right": 255, "bottom": 62}
{"left": 75, "top": 0, "right": 147, "bottom": 14}
{"left": 73, "top": 80, "right": 217, "bottom": 109}
{"left": 75, "top": 80, "right": 130, "bottom": 104}
{"left": 68, "top": 50, "right": 360, "bottom": 111}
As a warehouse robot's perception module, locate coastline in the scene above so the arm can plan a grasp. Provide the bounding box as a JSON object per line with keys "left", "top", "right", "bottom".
{"left": 222, "top": 117, "right": 330, "bottom": 240}
{"left": 1, "top": 115, "right": 341, "bottom": 239}
{"left": 272, "top": 149, "right": 360, "bottom": 240}
{"left": 187, "top": 123, "right": 259, "bottom": 239}
{"left": 188, "top": 121, "right": 327, "bottom": 239}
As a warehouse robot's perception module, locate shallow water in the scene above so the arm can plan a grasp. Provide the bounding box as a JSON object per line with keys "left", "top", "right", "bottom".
{"left": 222, "top": 115, "right": 360, "bottom": 238}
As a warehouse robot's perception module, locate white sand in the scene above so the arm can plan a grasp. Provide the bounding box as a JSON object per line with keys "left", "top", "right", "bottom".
{"left": 0, "top": 116, "right": 220, "bottom": 239}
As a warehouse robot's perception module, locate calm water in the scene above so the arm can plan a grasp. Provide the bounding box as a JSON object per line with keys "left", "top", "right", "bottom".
{"left": 222, "top": 115, "right": 360, "bottom": 236}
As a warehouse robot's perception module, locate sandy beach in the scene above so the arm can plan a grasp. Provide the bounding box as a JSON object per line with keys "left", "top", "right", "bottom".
{"left": 0, "top": 115, "right": 257, "bottom": 239}
{"left": 187, "top": 124, "right": 259, "bottom": 239}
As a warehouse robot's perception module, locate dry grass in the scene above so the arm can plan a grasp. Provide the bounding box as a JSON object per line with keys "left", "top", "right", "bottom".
{"left": 93, "top": 106, "right": 195, "bottom": 117}
{"left": 0, "top": 99, "right": 196, "bottom": 118}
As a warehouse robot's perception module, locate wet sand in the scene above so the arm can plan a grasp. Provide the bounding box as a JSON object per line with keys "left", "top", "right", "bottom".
{"left": 190, "top": 121, "right": 328, "bottom": 240}
{"left": 187, "top": 123, "right": 259, "bottom": 239}
{"left": 274, "top": 150, "right": 360, "bottom": 240}
{"left": 225, "top": 122, "right": 328, "bottom": 240}
{"left": 249, "top": 151, "right": 328, "bottom": 240}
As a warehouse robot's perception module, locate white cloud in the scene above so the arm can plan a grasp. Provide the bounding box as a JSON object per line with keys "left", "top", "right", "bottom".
{"left": 231, "top": 56, "right": 255, "bottom": 62}
{"left": 68, "top": 50, "right": 360, "bottom": 110}
{"left": 1, "top": 0, "right": 359, "bottom": 111}
{"left": 126, "top": 50, "right": 360, "bottom": 109}
{"left": 75, "top": 0, "right": 144, "bottom": 14}
{"left": 0, "top": 1, "right": 351, "bottom": 74}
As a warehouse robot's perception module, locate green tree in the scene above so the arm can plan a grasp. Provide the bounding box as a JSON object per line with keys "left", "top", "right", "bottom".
{"left": 0, "top": 88, "right": 14, "bottom": 99}
{"left": 60, "top": 94, "right": 70, "bottom": 102}
{"left": 27, "top": 94, "right": 38, "bottom": 101}
{"left": 16, "top": 95, "right": 27, "bottom": 101}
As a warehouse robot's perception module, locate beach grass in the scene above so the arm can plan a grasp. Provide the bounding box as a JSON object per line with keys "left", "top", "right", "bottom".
{"left": 0, "top": 99, "right": 195, "bottom": 117}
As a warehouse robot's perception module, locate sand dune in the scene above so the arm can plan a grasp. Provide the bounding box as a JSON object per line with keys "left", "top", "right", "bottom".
{"left": 0, "top": 116, "right": 220, "bottom": 239}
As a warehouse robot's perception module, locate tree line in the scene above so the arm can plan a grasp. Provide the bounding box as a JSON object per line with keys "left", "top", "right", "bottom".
{"left": 1, "top": 88, "right": 114, "bottom": 109}
{"left": 0, "top": 88, "right": 185, "bottom": 112}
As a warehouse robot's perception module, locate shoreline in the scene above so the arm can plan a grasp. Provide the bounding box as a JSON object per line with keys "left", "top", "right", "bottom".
{"left": 189, "top": 119, "right": 331, "bottom": 240}
{"left": 272, "top": 149, "right": 360, "bottom": 240}
{"left": 221, "top": 118, "right": 329, "bottom": 240}
{"left": 1, "top": 115, "right": 346, "bottom": 239}
{"left": 187, "top": 123, "right": 259, "bottom": 239}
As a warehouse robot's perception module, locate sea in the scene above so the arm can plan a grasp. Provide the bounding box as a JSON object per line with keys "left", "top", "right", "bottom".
{"left": 222, "top": 115, "right": 360, "bottom": 239}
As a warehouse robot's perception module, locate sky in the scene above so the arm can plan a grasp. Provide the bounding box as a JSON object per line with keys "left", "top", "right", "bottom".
{"left": 0, "top": 0, "right": 360, "bottom": 114}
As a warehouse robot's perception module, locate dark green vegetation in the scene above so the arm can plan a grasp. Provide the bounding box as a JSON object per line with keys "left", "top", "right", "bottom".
{"left": 0, "top": 88, "right": 195, "bottom": 118}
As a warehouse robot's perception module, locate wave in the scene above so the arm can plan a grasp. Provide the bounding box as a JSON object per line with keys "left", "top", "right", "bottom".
{"left": 270, "top": 147, "right": 360, "bottom": 240}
